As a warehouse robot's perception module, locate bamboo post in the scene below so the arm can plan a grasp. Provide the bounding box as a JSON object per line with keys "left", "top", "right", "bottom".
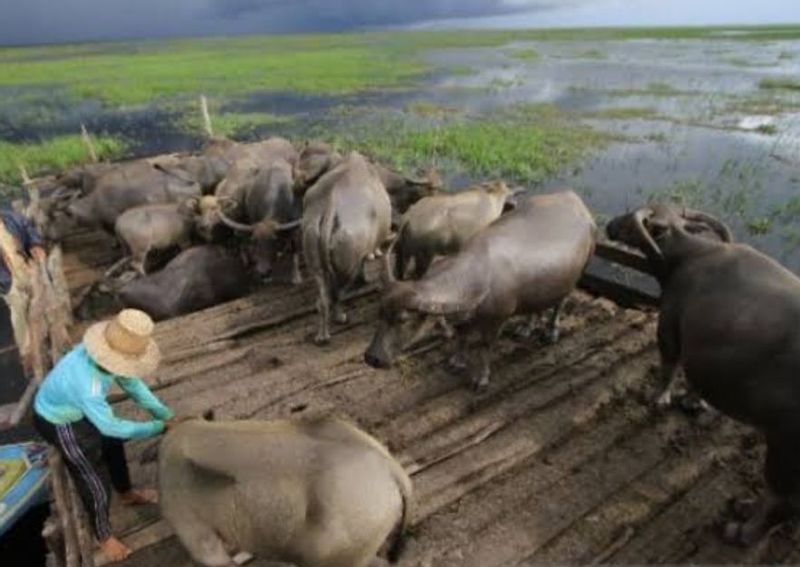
{"left": 67, "top": 474, "right": 96, "bottom": 567}
{"left": 42, "top": 516, "right": 65, "bottom": 567}
{"left": 200, "top": 95, "right": 214, "bottom": 138}
{"left": 80, "top": 125, "right": 98, "bottom": 163}
{"left": 49, "top": 452, "right": 81, "bottom": 567}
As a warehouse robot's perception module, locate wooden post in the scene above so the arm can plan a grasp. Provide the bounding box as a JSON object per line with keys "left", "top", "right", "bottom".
{"left": 67, "top": 474, "right": 96, "bottom": 567}
{"left": 200, "top": 95, "right": 214, "bottom": 138}
{"left": 80, "top": 125, "right": 98, "bottom": 163}
{"left": 49, "top": 452, "right": 81, "bottom": 567}
{"left": 42, "top": 516, "right": 65, "bottom": 567}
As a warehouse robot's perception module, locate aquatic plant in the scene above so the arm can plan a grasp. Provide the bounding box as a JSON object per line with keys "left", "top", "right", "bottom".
{"left": 759, "top": 78, "right": 800, "bottom": 92}
{"left": 327, "top": 104, "right": 616, "bottom": 184}
{"left": 509, "top": 48, "right": 540, "bottom": 61}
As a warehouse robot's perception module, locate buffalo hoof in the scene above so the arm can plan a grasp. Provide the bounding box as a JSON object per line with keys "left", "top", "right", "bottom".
{"left": 472, "top": 378, "right": 490, "bottom": 393}
{"left": 333, "top": 311, "right": 348, "bottom": 325}
{"left": 546, "top": 328, "right": 560, "bottom": 345}
{"left": 291, "top": 273, "right": 303, "bottom": 286}
{"left": 313, "top": 333, "right": 331, "bottom": 346}
{"left": 655, "top": 389, "right": 674, "bottom": 410}
{"left": 723, "top": 520, "right": 763, "bottom": 547}
{"left": 511, "top": 322, "right": 534, "bottom": 340}
{"left": 448, "top": 353, "right": 468, "bottom": 372}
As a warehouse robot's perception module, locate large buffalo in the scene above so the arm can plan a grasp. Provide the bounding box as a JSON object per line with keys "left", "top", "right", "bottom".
{"left": 293, "top": 141, "right": 441, "bottom": 220}
{"left": 118, "top": 245, "right": 248, "bottom": 321}
{"left": 606, "top": 203, "right": 800, "bottom": 545}
{"left": 196, "top": 137, "right": 299, "bottom": 239}
{"left": 303, "top": 152, "right": 393, "bottom": 345}
{"left": 67, "top": 161, "right": 201, "bottom": 233}
{"left": 365, "top": 190, "right": 596, "bottom": 390}
{"left": 216, "top": 159, "right": 303, "bottom": 283}
{"left": 394, "top": 180, "right": 515, "bottom": 279}
{"left": 159, "top": 417, "right": 412, "bottom": 567}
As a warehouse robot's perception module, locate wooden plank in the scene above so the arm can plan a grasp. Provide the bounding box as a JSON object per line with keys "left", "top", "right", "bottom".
{"left": 579, "top": 273, "right": 659, "bottom": 308}
{"left": 594, "top": 241, "right": 655, "bottom": 276}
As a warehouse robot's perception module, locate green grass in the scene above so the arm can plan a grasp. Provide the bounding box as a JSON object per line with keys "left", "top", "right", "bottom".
{"left": 759, "top": 77, "right": 800, "bottom": 92}
{"left": 3, "top": 26, "right": 800, "bottom": 106}
{"left": 405, "top": 102, "right": 462, "bottom": 117}
{"left": 573, "top": 49, "right": 608, "bottom": 60}
{"left": 333, "top": 104, "right": 615, "bottom": 184}
{"left": 509, "top": 48, "right": 540, "bottom": 61}
{"left": 778, "top": 51, "right": 795, "bottom": 60}
{"left": 727, "top": 95, "right": 800, "bottom": 115}
{"left": 581, "top": 107, "right": 659, "bottom": 120}
{"left": 176, "top": 103, "right": 295, "bottom": 138}
{"left": 0, "top": 135, "right": 127, "bottom": 184}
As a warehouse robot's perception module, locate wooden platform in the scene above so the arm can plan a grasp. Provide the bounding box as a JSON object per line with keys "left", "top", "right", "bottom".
{"left": 57, "top": 229, "right": 799, "bottom": 566}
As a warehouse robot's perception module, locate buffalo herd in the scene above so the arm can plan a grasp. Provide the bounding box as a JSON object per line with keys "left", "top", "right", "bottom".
{"left": 30, "top": 134, "right": 800, "bottom": 563}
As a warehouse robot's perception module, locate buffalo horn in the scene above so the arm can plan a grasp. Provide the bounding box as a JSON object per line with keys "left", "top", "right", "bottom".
{"left": 632, "top": 208, "right": 664, "bottom": 259}
{"left": 683, "top": 209, "right": 733, "bottom": 243}
{"left": 218, "top": 210, "right": 255, "bottom": 233}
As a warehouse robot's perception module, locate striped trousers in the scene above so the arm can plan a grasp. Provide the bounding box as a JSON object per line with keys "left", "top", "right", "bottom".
{"left": 34, "top": 414, "right": 132, "bottom": 541}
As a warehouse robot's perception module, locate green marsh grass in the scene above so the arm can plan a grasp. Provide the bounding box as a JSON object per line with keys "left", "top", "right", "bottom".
{"left": 333, "top": 104, "right": 616, "bottom": 184}
{"left": 759, "top": 77, "right": 800, "bottom": 92}
{"left": 0, "top": 135, "right": 126, "bottom": 184}
{"left": 509, "top": 48, "right": 540, "bottom": 61}
{"left": 3, "top": 26, "right": 800, "bottom": 106}
{"left": 177, "top": 106, "right": 295, "bottom": 138}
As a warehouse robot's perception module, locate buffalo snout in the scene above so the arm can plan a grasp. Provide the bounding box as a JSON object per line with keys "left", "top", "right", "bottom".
{"left": 364, "top": 331, "right": 394, "bottom": 369}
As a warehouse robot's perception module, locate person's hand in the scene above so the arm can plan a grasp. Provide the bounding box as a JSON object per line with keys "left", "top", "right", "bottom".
{"left": 164, "top": 416, "right": 192, "bottom": 431}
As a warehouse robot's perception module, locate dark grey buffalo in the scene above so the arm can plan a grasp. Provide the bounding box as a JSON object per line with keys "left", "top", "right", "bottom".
{"left": 118, "top": 245, "right": 248, "bottom": 321}
{"left": 606, "top": 203, "right": 800, "bottom": 545}
{"left": 67, "top": 161, "right": 201, "bottom": 233}
{"left": 216, "top": 159, "right": 303, "bottom": 283}
{"left": 293, "top": 141, "right": 441, "bottom": 220}
{"left": 303, "top": 152, "right": 393, "bottom": 345}
{"left": 365, "top": 190, "right": 597, "bottom": 390}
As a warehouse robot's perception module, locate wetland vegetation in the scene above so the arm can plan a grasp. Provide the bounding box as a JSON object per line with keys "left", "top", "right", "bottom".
{"left": 1, "top": 24, "right": 799, "bottom": 267}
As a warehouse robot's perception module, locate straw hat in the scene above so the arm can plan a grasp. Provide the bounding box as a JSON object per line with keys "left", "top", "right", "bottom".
{"left": 84, "top": 309, "right": 161, "bottom": 378}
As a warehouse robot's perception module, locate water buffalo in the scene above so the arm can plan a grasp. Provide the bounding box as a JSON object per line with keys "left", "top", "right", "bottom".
{"left": 293, "top": 141, "right": 439, "bottom": 218}
{"left": 196, "top": 137, "right": 300, "bottom": 238}
{"left": 606, "top": 203, "right": 800, "bottom": 545}
{"left": 67, "top": 161, "right": 201, "bottom": 233}
{"left": 365, "top": 190, "right": 597, "bottom": 390}
{"left": 113, "top": 201, "right": 197, "bottom": 275}
{"left": 118, "top": 245, "right": 248, "bottom": 321}
{"left": 159, "top": 417, "right": 412, "bottom": 567}
{"left": 303, "top": 152, "right": 393, "bottom": 345}
{"left": 394, "top": 180, "right": 515, "bottom": 280}
{"left": 293, "top": 141, "right": 343, "bottom": 197}
{"left": 216, "top": 159, "right": 303, "bottom": 283}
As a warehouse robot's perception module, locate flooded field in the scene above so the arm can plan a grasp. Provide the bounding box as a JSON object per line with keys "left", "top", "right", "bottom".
{"left": 2, "top": 28, "right": 799, "bottom": 269}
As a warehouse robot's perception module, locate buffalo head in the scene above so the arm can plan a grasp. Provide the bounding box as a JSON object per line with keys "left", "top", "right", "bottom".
{"left": 606, "top": 204, "right": 733, "bottom": 262}
{"left": 364, "top": 282, "right": 439, "bottom": 369}
{"left": 217, "top": 211, "right": 300, "bottom": 279}
{"left": 293, "top": 141, "right": 342, "bottom": 196}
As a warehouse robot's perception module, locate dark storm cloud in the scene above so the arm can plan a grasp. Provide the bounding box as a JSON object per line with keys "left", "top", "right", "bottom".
{"left": 209, "top": 0, "right": 546, "bottom": 31}
{"left": 0, "top": 0, "right": 562, "bottom": 46}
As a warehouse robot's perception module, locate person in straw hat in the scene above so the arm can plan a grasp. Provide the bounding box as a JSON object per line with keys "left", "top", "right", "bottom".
{"left": 33, "top": 308, "right": 182, "bottom": 562}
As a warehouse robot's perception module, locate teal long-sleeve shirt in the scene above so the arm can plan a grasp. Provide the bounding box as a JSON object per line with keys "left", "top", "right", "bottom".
{"left": 34, "top": 344, "right": 174, "bottom": 440}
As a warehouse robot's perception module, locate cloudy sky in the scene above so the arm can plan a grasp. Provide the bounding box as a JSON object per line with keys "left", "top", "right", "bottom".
{"left": 0, "top": 0, "right": 795, "bottom": 46}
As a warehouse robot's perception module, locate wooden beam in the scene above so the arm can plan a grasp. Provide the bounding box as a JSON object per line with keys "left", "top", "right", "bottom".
{"left": 81, "top": 125, "right": 98, "bottom": 163}
{"left": 594, "top": 241, "right": 655, "bottom": 276}
{"left": 579, "top": 273, "right": 658, "bottom": 308}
